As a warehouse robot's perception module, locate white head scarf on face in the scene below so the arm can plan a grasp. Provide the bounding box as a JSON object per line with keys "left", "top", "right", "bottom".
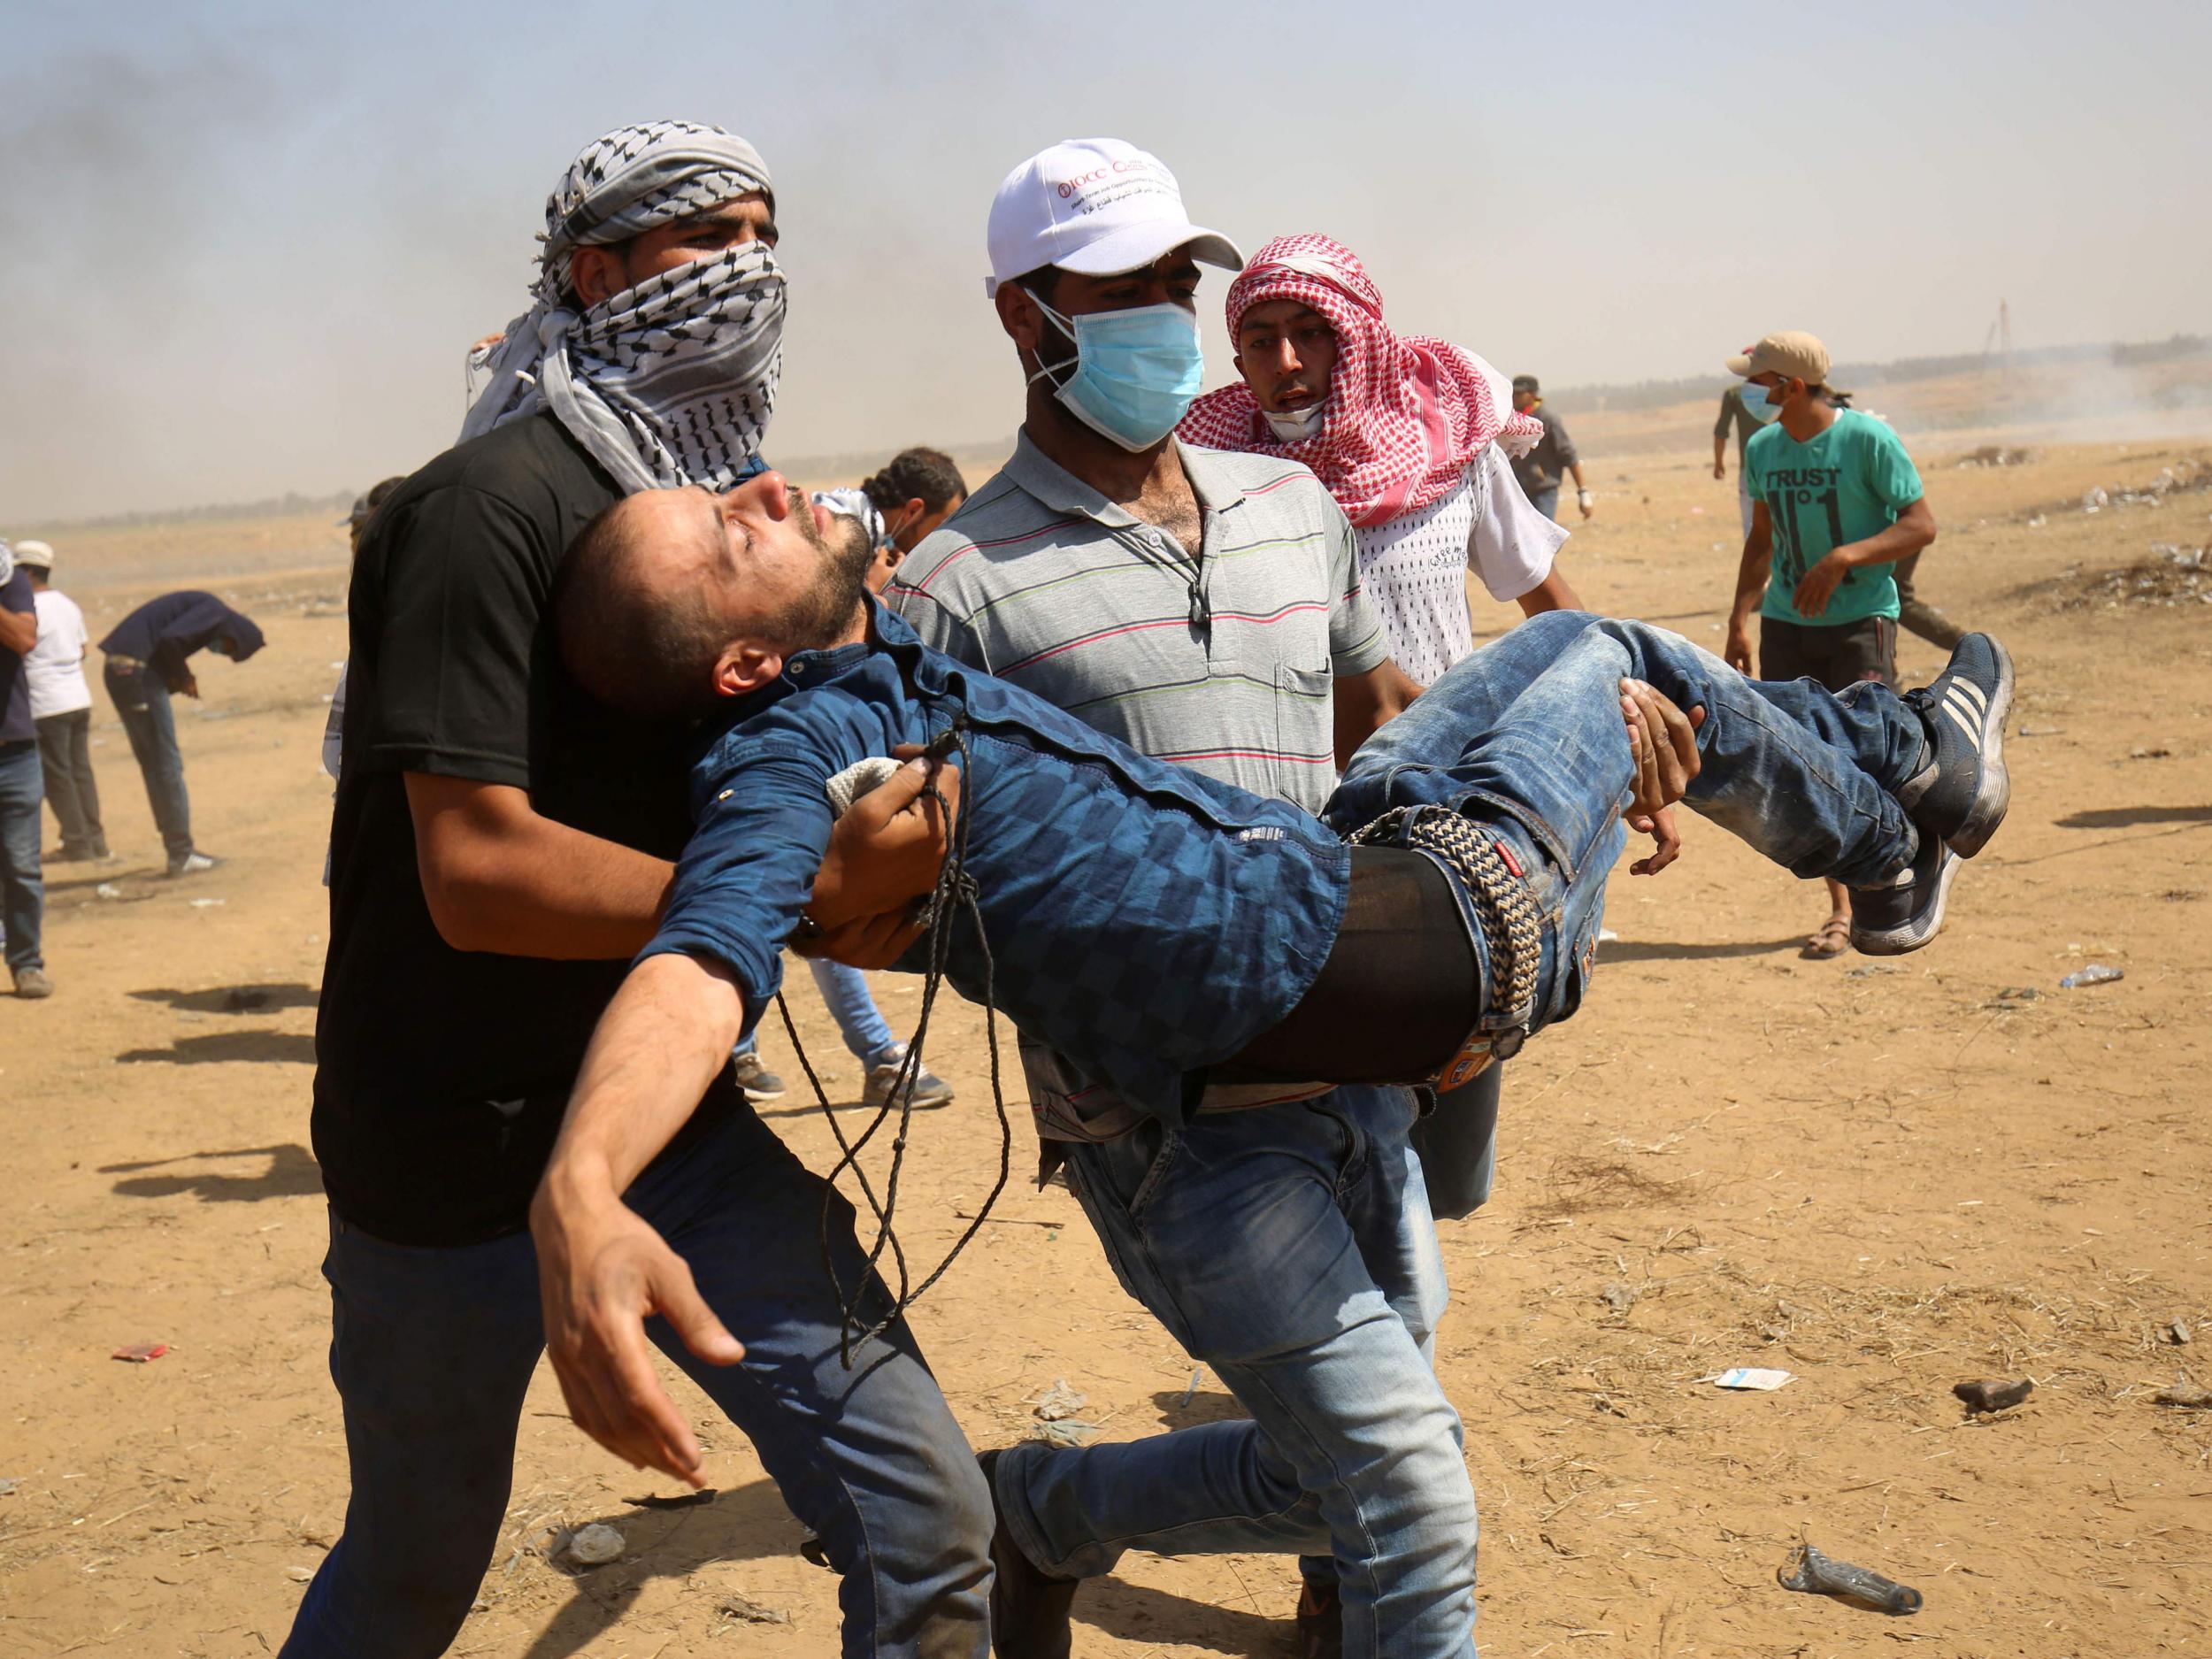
{"left": 460, "top": 120, "right": 786, "bottom": 494}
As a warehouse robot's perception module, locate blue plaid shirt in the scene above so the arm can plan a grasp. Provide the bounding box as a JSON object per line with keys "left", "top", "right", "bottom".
{"left": 643, "top": 605, "right": 1350, "bottom": 1125}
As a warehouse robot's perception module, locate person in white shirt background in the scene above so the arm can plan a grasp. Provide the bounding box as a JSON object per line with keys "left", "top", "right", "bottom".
{"left": 16, "top": 542, "right": 110, "bottom": 864}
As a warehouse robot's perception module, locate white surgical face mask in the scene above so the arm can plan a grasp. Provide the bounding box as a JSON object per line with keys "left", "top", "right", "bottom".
{"left": 1263, "top": 400, "right": 1327, "bottom": 442}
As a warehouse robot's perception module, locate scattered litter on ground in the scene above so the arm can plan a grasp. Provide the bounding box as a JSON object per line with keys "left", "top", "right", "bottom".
{"left": 2167, "top": 1320, "right": 2193, "bottom": 1346}
{"left": 1845, "top": 964, "right": 1900, "bottom": 979}
{"left": 717, "top": 1593, "right": 792, "bottom": 1627}
{"left": 1956, "top": 445, "right": 2035, "bottom": 468}
{"left": 2018, "top": 723, "right": 2064, "bottom": 736}
{"left": 1028, "top": 1379, "right": 1087, "bottom": 1422}
{"left": 188, "top": 898, "right": 226, "bottom": 909}
{"left": 2027, "top": 513, "right": 2047, "bottom": 528}
{"left": 562, "top": 1522, "right": 624, "bottom": 1566}
{"left": 1712, "top": 1367, "right": 1792, "bottom": 1391}
{"left": 1954, "top": 1378, "right": 2034, "bottom": 1414}
{"left": 2162, "top": 889, "right": 2205, "bottom": 903}
{"left": 111, "top": 1342, "right": 168, "bottom": 1363}
{"left": 0, "top": 1478, "right": 19, "bottom": 1497}
{"left": 2060, "top": 964, "right": 2124, "bottom": 988}
{"left": 284, "top": 1565, "right": 315, "bottom": 1583}
{"left": 1026, "top": 1418, "right": 1097, "bottom": 1448}
{"left": 1993, "top": 987, "right": 2040, "bottom": 1003}
{"left": 1177, "top": 1367, "right": 1203, "bottom": 1409}
{"left": 1778, "top": 1539, "right": 1923, "bottom": 1615}
{"left": 95, "top": 883, "right": 124, "bottom": 900}
{"left": 2153, "top": 1384, "right": 2212, "bottom": 1409}
{"left": 2129, "top": 745, "right": 2174, "bottom": 759}
{"left": 1601, "top": 1281, "right": 1639, "bottom": 1316}
{"left": 625, "top": 1488, "right": 717, "bottom": 1509}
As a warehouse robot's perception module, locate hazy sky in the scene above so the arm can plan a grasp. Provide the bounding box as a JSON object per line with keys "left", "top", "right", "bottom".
{"left": 5, "top": 0, "right": 2208, "bottom": 521}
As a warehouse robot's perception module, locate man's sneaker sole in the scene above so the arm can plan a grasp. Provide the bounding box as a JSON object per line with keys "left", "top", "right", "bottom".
{"left": 1924, "top": 635, "right": 2014, "bottom": 857}
{"left": 1849, "top": 842, "right": 1961, "bottom": 956}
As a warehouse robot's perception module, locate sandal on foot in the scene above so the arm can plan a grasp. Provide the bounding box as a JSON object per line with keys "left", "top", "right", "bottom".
{"left": 1801, "top": 917, "right": 1852, "bottom": 959}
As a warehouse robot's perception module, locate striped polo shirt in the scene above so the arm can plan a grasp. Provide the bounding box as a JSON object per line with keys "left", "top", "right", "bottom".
{"left": 888, "top": 433, "right": 1387, "bottom": 1141}
{"left": 887, "top": 434, "right": 1386, "bottom": 816}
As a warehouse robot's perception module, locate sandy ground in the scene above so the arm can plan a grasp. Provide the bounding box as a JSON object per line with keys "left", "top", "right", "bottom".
{"left": 3, "top": 433, "right": 2209, "bottom": 1658}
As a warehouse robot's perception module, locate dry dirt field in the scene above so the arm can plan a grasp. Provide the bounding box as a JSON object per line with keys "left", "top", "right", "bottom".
{"left": 3, "top": 424, "right": 2208, "bottom": 1657}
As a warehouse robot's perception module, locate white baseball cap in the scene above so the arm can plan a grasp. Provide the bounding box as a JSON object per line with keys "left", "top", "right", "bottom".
{"left": 12, "top": 539, "right": 54, "bottom": 572}
{"left": 985, "top": 138, "right": 1243, "bottom": 297}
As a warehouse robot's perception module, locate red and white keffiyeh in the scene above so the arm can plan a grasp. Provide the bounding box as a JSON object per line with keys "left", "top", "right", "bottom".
{"left": 1177, "top": 234, "right": 1542, "bottom": 527}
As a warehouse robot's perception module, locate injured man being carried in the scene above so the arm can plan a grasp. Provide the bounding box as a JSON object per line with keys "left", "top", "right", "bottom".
{"left": 550, "top": 475, "right": 2015, "bottom": 1118}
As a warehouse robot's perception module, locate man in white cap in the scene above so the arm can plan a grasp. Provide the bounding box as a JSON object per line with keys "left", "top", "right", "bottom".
{"left": 15, "top": 541, "right": 110, "bottom": 864}
{"left": 890, "top": 140, "right": 1479, "bottom": 1659}
{"left": 290, "top": 122, "right": 990, "bottom": 1658}
{"left": 1721, "top": 330, "right": 1938, "bottom": 959}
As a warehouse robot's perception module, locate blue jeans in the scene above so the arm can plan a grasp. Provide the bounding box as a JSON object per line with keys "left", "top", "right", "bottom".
{"left": 1409, "top": 1065, "right": 1500, "bottom": 1221}
{"left": 996, "top": 1084, "right": 1479, "bottom": 1658}
{"left": 808, "top": 957, "right": 901, "bottom": 1067}
{"left": 104, "top": 661, "right": 194, "bottom": 860}
{"left": 280, "top": 1104, "right": 991, "bottom": 1659}
{"left": 0, "top": 742, "right": 43, "bottom": 974}
{"left": 1326, "top": 611, "right": 1926, "bottom": 1040}
{"left": 733, "top": 962, "right": 900, "bottom": 1069}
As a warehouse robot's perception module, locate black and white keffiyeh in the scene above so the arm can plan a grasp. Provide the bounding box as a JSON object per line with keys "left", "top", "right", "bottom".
{"left": 461, "top": 120, "right": 786, "bottom": 494}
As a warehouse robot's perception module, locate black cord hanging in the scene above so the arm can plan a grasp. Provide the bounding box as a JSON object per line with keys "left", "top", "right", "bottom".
{"left": 777, "top": 710, "right": 1014, "bottom": 1368}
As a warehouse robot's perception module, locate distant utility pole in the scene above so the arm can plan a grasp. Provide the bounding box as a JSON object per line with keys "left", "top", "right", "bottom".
{"left": 2000, "top": 298, "right": 2013, "bottom": 391}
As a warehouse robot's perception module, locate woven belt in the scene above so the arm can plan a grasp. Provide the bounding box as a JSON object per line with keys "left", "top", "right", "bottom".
{"left": 1350, "top": 805, "right": 1545, "bottom": 1087}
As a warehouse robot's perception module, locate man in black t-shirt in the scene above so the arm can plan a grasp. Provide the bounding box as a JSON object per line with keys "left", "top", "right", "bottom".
{"left": 287, "top": 123, "right": 992, "bottom": 1659}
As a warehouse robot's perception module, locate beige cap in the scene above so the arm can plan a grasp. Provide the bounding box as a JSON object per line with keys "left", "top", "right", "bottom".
{"left": 12, "top": 539, "right": 54, "bottom": 572}
{"left": 1726, "top": 331, "right": 1831, "bottom": 384}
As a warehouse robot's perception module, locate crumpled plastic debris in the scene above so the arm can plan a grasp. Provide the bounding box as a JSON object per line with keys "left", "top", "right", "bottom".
{"left": 111, "top": 1342, "right": 168, "bottom": 1363}
{"left": 1025, "top": 1418, "right": 1097, "bottom": 1448}
{"left": 2060, "top": 964, "right": 2124, "bottom": 988}
{"left": 1028, "top": 1379, "right": 1087, "bottom": 1422}
{"left": 1778, "top": 1539, "right": 1923, "bottom": 1615}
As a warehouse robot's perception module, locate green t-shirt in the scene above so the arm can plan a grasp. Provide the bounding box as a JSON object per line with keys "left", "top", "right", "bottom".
{"left": 1746, "top": 409, "right": 1922, "bottom": 626}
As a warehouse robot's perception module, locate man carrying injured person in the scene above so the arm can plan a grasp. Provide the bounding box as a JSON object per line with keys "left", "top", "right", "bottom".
{"left": 530, "top": 469, "right": 2012, "bottom": 1498}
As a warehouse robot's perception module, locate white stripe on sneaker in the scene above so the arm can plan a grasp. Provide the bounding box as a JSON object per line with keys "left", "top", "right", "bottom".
{"left": 1940, "top": 700, "right": 1981, "bottom": 745}
{"left": 1948, "top": 679, "right": 1988, "bottom": 714}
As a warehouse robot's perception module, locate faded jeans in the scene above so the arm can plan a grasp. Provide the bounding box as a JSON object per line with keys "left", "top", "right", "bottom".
{"left": 0, "top": 742, "right": 43, "bottom": 974}
{"left": 999, "top": 1082, "right": 1477, "bottom": 1657}
{"left": 104, "top": 661, "right": 194, "bottom": 861}
{"left": 280, "top": 1102, "right": 991, "bottom": 1659}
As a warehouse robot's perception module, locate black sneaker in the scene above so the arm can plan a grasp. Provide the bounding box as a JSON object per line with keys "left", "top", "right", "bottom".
{"left": 1848, "top": 833, "right": 1960, "bottom": 956}
{"left": 978, "top": 1449, "right": 1075, "bottom": 1659}
{"left": 1897, "top": 634, "right": 2014, "bottom": 857}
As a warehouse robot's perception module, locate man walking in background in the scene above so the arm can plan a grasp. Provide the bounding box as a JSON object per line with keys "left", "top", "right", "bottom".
{"left": 893, "top": 138, "right": 1482, "bottom": 1659}
{"left": 1723, "top": 331, "right": 1938, "bottom": 959}
{"left": 0, "top": 539, "right": 51, "bottom": 998}
{"left": 1714, "top": 377, "right": 1778, "bottom": 535}
{"left": 15, "top": 542, "right": 110, "bottom": 864}
{"left": 1509, "top": 374, "right": 1594, "bottom": 522}
{"left": 98, "top": 589, "right": 264, "bottom": 877}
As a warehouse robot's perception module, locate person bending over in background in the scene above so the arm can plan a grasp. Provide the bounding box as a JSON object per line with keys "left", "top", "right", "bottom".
{"left": 97, "top": 589, "right": 265, "bottom": 878}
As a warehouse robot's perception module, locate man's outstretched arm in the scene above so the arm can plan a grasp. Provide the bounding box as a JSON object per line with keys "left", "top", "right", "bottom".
{"left": 530, "top": 951, "right": 751, "bottom": 1487}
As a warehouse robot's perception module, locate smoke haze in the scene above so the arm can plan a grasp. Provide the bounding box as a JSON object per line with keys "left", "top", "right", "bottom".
{"left": 5, "top": 0, "right": 2209, "bottom": 522}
